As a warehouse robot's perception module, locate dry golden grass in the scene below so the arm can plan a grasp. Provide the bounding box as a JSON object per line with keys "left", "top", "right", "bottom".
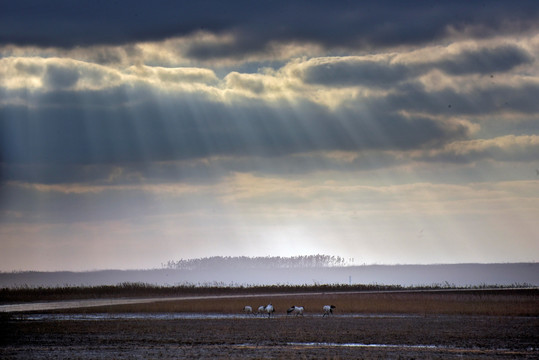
{"left": 313, "top": 291, "right": 538, "bottom": 316}
{"left": 60, "top": 290, "right": 538, "bottom": 317}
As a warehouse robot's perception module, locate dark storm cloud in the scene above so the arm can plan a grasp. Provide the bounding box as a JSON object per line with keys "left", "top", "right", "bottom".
{"left": 0, "top": 84, "right": 469, "bottom": 174}
{"left": 376, "top": 82, "right": 539, "bottom": 116}
{"left": 436, "top": 45, "right": 534, "bottom": 75}
{"left": 1, "top": 0, "right": 538, "bottom": 55}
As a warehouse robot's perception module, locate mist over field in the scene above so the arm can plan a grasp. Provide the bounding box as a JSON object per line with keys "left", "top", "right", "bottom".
{"left": 1, "top": 262, "right": 537, "bottom": 288}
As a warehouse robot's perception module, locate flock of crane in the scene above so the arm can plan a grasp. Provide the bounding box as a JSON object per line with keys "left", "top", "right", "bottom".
{"left": 243, "top": 304, "right": 336, "bottom": 318}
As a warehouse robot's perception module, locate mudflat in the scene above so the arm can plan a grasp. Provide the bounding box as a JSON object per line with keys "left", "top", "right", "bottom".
{"left": 1, "top": 314, "right": 537, "bottom": 359}
{"left": 1, "top": 289, "right": 537, "bottom": 359}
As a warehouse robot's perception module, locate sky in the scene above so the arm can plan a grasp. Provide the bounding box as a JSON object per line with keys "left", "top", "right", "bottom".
{"left": 1, "top": 0, "right": 538, "bottom": 271}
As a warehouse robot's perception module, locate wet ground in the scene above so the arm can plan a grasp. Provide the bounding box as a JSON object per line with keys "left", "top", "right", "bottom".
{"left": 1, "top": 313, "right": 537, "bottom": 359}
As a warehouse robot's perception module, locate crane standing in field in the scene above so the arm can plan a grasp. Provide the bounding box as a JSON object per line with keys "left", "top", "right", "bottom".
{"left": 287, "top": 305, "right": 304, "bottom": 316}
{"left": 243, "top": 305, "right": 253, "bottom": 315}
{"left": 264, "top": 303, "right": 275, "bottom": 318}
{"left": 323, "top": 305, "right": 336, "bottom": 317}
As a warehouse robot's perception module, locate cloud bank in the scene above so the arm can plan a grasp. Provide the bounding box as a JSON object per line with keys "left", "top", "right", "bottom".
{"left": 0, "top": 1, "right": 538, "bottom": 271}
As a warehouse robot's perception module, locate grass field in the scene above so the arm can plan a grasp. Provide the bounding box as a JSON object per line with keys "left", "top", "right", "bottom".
{"left": 50, "top": 289, "right": 537, "bottom": 317}
{"left": 2, "top": 284, "right": 537, "bottom": 317}
{"left": 2, "top": 285, "right": 537, "bottom": 359}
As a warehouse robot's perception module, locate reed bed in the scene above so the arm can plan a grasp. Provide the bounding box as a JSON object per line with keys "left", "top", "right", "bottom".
{"left": 1, "top": 283, "right": 402, "bottom": 303}
{"left": 2, "top": 282, "right": 532, "bottom": 303}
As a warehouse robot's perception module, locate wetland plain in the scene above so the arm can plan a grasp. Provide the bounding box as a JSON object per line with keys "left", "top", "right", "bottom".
{"left": 1, "top": 286, "right": 537, "bottom": 359}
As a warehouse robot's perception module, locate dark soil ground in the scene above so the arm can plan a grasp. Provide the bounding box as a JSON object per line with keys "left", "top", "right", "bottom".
{"left": 1, "top": 314, "right": 537, "bottom": 359}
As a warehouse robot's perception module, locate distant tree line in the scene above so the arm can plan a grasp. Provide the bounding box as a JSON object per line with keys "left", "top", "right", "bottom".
{"left": 162, "top": 255, "right": 346, "bottom": 270}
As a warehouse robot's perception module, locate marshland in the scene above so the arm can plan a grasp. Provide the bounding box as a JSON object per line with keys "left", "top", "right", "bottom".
{"left": 1, "top": 284, "right": 538, "bottom": 359}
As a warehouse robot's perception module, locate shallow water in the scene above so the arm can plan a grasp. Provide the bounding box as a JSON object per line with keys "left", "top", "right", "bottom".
{"left": 12, "top": 312, "right": 423, "bottom": 321}
{"left": 14, "top": 313, "right": 257, "bottom": 321}
{"left": 284, "top": 342, "right": 538, "bottom": 354}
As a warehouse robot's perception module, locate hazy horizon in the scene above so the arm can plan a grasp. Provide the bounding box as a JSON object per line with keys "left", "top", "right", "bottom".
{"left": 1, "top": 255, "right": 537, "bottom": 273}
{"left": 1, "top": 1, "right": 538, "bottom": 272}
{"left": 1, "top": 262, "right": 537, "bottom": 288}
